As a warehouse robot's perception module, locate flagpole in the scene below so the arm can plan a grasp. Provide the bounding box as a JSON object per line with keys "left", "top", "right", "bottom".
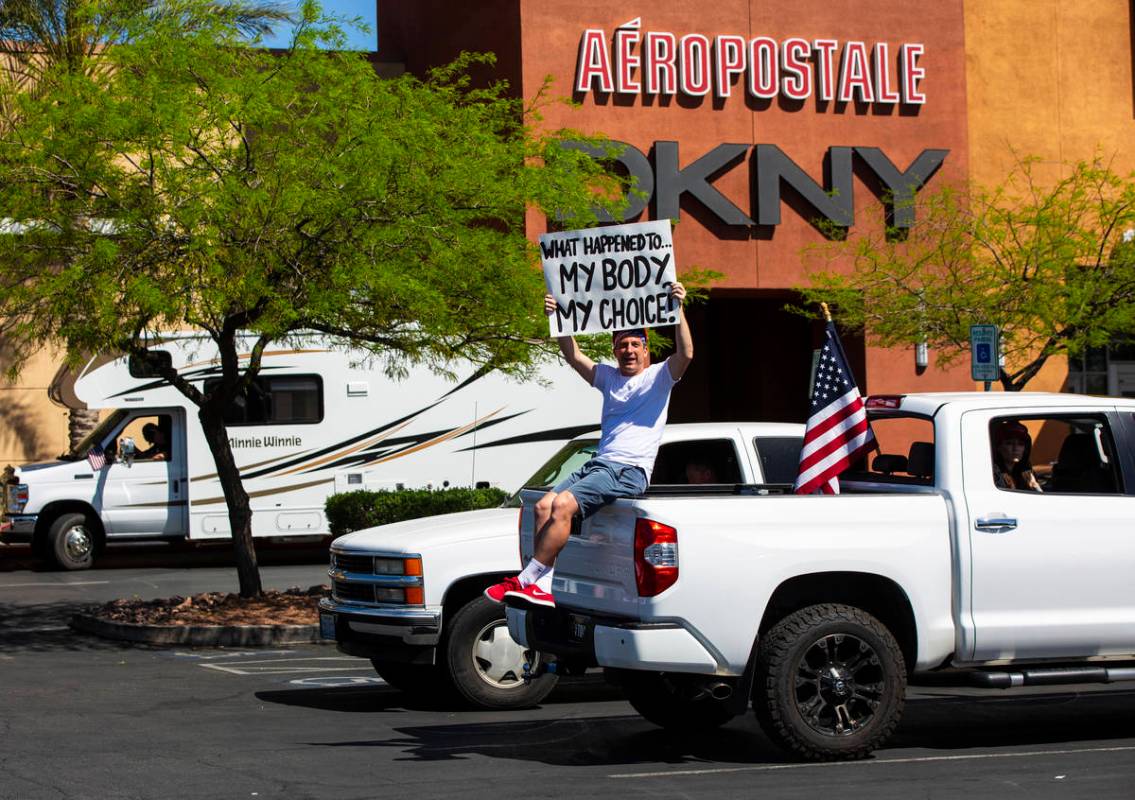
{"left": 820, "top": 302, "right": 832, "bottom": 323}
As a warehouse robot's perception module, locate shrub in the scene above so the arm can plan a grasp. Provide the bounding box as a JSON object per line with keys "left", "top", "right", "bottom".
{"left": 325, "top": 486, "right": 510, "bottom": 537}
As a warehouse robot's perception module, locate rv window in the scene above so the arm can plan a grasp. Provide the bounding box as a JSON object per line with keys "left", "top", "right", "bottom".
{"left": 205, "top": 375, "right": 323, "bottom": 426}
{"left": 128, "top": 350, "right": 172, "bottom": 379}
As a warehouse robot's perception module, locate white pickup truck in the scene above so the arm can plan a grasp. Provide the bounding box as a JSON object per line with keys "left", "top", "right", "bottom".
{"left": 507, "top": 392, "right": 1135, "bottom": 760}
{"left": 318, "top": 422, "right": 804, "bottom": 709}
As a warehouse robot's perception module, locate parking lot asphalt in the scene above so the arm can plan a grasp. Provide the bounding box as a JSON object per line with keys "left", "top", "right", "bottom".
{"left": 3, "top": 547, "right": 1135, "bottom": 799}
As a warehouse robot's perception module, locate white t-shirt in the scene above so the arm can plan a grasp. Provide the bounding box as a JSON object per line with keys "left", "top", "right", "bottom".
{"left": 592, "top": 359, "right": 677, "bottom": 476}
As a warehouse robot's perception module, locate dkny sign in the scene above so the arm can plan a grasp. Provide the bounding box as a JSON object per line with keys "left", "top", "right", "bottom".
{"left": 565, "top": 141, "right": 948, "bottom": 231}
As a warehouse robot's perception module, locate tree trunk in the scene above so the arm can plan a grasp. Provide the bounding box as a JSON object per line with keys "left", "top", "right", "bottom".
{"left": 67, "top": 407, "right": 100, "bottom": 451}
{"left": 198, "top": 406, "right": 262, "bottom": 597}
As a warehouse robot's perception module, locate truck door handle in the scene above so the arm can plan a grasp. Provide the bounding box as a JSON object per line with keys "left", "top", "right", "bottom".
{"left": 975, "top": 516, "right": 1017, "bottom": 533}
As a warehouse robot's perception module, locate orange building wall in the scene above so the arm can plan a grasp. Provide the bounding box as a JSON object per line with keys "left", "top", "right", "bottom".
{"left": 964, "top": 0, "right": 1135, "bottom": 392}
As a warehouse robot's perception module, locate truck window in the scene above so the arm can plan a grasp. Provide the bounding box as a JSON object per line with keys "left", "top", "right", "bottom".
{"left": 517, "top": 439, "right": 599, "bottom": 490}
{"left": 843, "top": 414, "right": 936, "bottom": 486}
{"left": 205, "top": 375, "right": 323, "bottom": 426}
{"left": 651, "top": 439, "right": 743, "bottom": 485}
{"left": 752, "top": 436, "right": 803, "bottom": 484}
{"left": 990, "top": 415, "right": 1121, "bottom": 494}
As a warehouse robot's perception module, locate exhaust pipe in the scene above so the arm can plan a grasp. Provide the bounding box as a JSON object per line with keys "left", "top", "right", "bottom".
{"left": 706, "top": 681, "right": 733, "bottom": 701}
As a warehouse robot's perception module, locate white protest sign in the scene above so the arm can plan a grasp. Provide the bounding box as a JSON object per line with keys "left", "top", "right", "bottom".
{"left": 540, "top": 219, "right": 678, "bottom": 337}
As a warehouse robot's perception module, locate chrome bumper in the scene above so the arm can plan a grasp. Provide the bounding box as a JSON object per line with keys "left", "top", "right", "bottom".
{"left": 318, "top": 597, "right": 441, "bottom": 645}
{"left": 1, "top": 514, "right": 37, "bottom": 542}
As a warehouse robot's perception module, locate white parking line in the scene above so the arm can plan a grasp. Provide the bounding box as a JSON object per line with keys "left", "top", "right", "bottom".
{"left": 608, "top": 744, "right": 1135, "bottom": 779}
{"left": 201, "top": 656, "right": 365, "bottom": 676}
{"left": 0, "top": 581, "right": 110, "bottom": 588}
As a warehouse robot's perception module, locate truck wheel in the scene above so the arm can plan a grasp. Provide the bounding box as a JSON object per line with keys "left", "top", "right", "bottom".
{"left": 369, "top": 660, "right": 448, "bottom": 696}
{"left": 442, "top": 595, "right": 558, "bottom": 710}
{"left": 620, "top": 672, "right": 737, "bottom": 731}
{"left": 47, "top": 512, "right": 97, "bottom": 571}
{"left": 754, "top": 603, "right": 906, "bottom": 761}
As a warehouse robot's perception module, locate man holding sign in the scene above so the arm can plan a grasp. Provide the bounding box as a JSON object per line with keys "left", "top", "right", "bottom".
{"left": 485, "top": 220, "right": 693, "bottom": 609}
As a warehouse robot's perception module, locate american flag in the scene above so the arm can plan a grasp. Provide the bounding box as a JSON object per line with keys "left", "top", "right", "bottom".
{"left": 87, "top": 446, "right": 107, "bottom": 471}
{"left": 794, "top": 321, "right": 876, "bottom": 495}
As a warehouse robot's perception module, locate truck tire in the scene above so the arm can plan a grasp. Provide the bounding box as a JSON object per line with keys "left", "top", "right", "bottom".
{"left": 369, "top": 660, "right": 449, "bottom": 696}
{"left": 46, "top": 512, "right": 97, "bottom": 571}
{"left": 620, "top": 672, "right": 738, "bottom": 731}
{"left": 442, "top": 595, "right": 558, "bottom": 710}
{"left": 753, "top": 603, "right": 906, "bottom": 761}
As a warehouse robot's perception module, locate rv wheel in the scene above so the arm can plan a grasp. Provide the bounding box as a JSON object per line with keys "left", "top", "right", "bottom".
{"left": 47, "top": 512, "right": 97, "bottom": 571}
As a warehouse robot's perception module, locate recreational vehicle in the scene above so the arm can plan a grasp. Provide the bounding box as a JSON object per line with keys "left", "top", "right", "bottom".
{"left": 1, "top": 335, "right": 600, "bottom": 569}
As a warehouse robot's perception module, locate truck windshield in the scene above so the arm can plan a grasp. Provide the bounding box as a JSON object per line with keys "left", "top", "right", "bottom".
{"left": 63, "top": 409, "right": 127, "bottom": 460}
{"left": 504, "top": 438, "right": 600, "bottom": 507}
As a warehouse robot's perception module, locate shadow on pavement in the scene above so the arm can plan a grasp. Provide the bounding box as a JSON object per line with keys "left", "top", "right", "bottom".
{"left": 891, "top": 687, "right": 1135, "bottom": 750}
{"left": 308, "top": 714, "right": 782, "bottom": 767}
{"left": 256, "top": 681, "right": 1135, "bottom": 767}
{"left": 0, "top": 600, "right": 135, "bottom": 653}
{"left": 256, "top": 675, "right": 624, "bottom": 715}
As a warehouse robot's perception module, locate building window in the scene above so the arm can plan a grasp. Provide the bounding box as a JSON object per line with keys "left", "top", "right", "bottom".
{"left": 1066, "top": 346, "right": 1109, "bottom": 395}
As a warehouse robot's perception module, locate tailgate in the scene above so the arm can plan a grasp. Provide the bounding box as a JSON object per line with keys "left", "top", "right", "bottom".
{"left": 518, "top": 488, "right": 644, "bottom": 618}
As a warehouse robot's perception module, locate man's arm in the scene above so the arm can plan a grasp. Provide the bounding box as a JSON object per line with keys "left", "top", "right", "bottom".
{"left": 546, "top": 294, "right": 597, "bottom": 384}
{"left": 667, "top": 282, "right": 693, "bottom": 381}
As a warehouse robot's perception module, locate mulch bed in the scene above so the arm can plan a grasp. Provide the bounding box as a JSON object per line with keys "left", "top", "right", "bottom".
{"left": 94, "top": 585, "right": 328, "bottom": 627}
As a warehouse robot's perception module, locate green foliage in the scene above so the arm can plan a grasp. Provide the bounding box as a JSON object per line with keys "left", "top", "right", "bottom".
{"left": 0, "top": 0, "right": 625, "bottom": 384}
{"left": 796, "top": 157, "right": 1135, "bottom": 390}
{"left": 325, "top": 486, "right": 509, "bottom": 537}
{"left": 0, "top": 0, "right": 626, "bottom": 595}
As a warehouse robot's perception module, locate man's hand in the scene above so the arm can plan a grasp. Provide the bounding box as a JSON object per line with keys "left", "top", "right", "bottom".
{"left": 667, "top": 280, "right": 694, "bottom": 381}
{"left": 545, "top": 294, "right": 556, "bottom": 317}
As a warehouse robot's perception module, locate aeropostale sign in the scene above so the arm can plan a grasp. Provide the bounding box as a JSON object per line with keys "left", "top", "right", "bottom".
{"left": 576, "top": 18, "right": 926, "bottom": 106}
{"left": 568, "top": 18, "right": 949, "bottom": 232}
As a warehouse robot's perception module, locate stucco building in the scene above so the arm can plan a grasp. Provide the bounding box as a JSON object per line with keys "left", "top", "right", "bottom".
{"left": 3, "top": 0, "right": 1134, "bottom": 463}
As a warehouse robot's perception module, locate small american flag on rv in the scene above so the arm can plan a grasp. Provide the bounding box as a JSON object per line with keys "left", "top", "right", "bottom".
{"left": 87, "top": 446, "right": 107, "bottom": 471}
{"left": 794, "top": 320, "right": 876, "bottom": 495}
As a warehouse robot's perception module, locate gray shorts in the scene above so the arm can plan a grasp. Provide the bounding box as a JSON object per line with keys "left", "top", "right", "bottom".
{"left": 553, "top": 457, "right": 648, "bottom": 519}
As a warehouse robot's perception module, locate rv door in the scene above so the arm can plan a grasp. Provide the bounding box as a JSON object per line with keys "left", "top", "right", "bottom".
{"left": 98, "top": 410, "right": 188, "bottom": 537}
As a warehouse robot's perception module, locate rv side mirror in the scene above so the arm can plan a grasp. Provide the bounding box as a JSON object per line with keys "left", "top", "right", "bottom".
{"left": 117, "top": 437, "right": 136, "bottom": 467}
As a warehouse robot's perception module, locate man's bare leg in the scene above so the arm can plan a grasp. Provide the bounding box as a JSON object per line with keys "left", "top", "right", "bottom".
{"left": 533, "top": 490, "right": 556, "bottom": 537}
{"left": 534, "top": 490, "right": 578, "bottom": 566}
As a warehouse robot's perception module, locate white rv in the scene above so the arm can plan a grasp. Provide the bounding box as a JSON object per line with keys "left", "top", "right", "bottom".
{"left": 1, "top": 334, "right": 600, "bottom": 569}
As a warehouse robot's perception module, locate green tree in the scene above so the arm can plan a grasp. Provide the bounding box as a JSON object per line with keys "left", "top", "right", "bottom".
{"left": 0, "top": 0, "right": 624, "bottom": 595}
{"left": 798, "top": 157, "right": 1135, "bottom": 391}
{"left": 0, "top": 0, "right": 290, "bottom": 447}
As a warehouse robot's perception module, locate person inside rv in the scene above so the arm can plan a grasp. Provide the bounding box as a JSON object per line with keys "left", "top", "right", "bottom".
{"left": 138, "top": 421, "right": 171, "bottom": 462}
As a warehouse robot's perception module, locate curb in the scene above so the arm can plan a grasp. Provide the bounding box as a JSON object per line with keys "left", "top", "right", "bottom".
{"left": 71, "top": 612, "right": 322, "bottom": 647}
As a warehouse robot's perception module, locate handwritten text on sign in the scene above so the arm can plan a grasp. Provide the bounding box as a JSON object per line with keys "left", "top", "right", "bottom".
{"left": 540, "top": 220, "right": 678, "bottom": 336}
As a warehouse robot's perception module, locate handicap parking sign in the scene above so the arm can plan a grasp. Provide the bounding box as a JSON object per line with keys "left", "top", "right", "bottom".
{"left": 970, "top": 325, "right": 1000, "bottom": 382}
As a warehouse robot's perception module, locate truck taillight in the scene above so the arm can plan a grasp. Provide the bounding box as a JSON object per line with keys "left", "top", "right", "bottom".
{"left": 6, "top": 483, "right": 28, "bottom": 514}
{"left": 634, "top": 518, "right": 678, "bottom": 597}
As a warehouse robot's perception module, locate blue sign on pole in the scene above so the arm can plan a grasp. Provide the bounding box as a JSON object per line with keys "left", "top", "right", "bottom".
{"left": 970, "top": 324, "right": 1000, "bottom": 383}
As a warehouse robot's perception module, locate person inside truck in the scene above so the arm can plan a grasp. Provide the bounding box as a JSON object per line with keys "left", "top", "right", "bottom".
{"left": 684, "top": 460, "right": 718, "bottom": 484}
{"left": 137, "top": 422, "right": 170, "bottom": 462}
{"left": 484, "top": 281, "right": 693, "bottom": 609}
{"left": 991, "top": 420, "right": 1042, "bottom": 492}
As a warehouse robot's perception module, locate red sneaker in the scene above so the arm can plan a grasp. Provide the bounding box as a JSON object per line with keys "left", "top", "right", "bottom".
{"left": 504, "top": 584, "right": 556, "bottom": 609}
{"left": 484, "top": 576, "right": 522, "bottom": 604}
